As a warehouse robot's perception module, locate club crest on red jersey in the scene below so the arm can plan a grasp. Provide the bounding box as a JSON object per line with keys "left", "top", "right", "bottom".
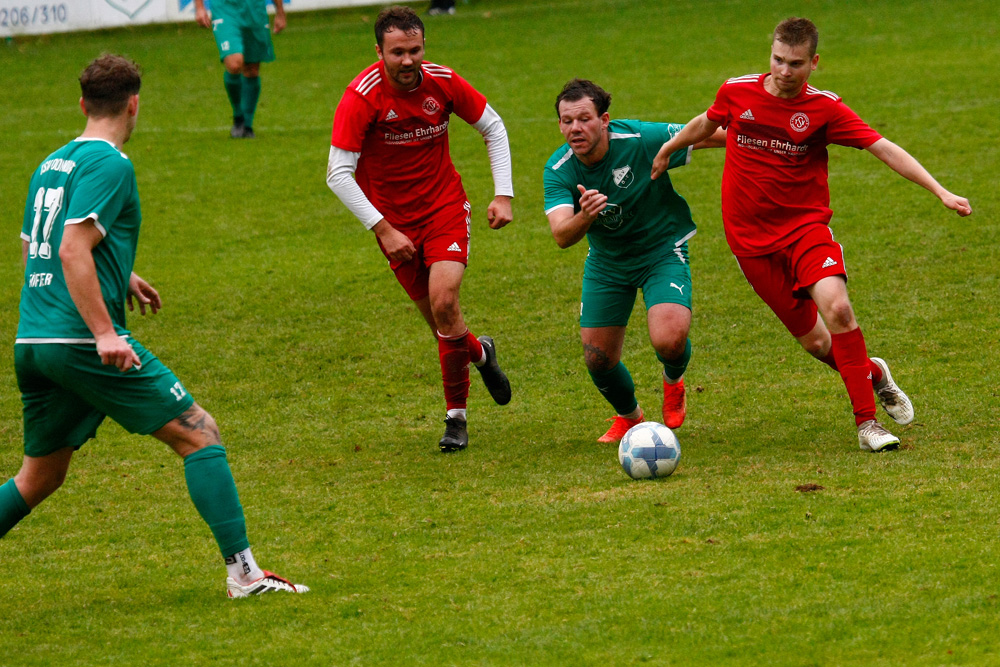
{"left": 422, "top": 97, "right": 442, "bottom": 115}
{"left": 790, "top": 112, "right": 810, "bottom": 132}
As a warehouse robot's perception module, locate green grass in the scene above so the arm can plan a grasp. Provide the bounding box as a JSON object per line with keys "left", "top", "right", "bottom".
{"left": 1, "top": 0, "right": 998, "bottom": 664}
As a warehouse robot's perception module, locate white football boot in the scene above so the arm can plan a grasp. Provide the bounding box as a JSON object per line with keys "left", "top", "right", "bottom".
{"left": 870, "top": 357, "right": 914, "bottom": 425}
{"left": 227, "top": 571, "right": 310, "bottom": 598}
{"left": 857, "top": 419, "right": 900, "bottom": 452}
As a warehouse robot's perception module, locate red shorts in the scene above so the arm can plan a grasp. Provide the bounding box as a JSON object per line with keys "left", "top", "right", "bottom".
{"left": 379, "top": 201, "right": 472, "bottom": 301}
{"left": 735, "top": 224, "right": 848, "bottom": 338}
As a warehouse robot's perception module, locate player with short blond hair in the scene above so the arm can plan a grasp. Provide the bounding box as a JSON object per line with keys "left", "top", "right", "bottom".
{"left": 652, "top": 17, "right": 972, "bottom": 451}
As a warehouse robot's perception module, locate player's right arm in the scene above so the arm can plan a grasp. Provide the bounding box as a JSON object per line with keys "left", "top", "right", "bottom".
{"left": 650, "top": 113, "right": 721, "bottom": 180}
{"left": 60, "top": 219, "right": 140, "bottom": 371}
{"left": 327, "top": 84, "right": 419, "bottom": 263}
{"left": 325, "top": 147, "right": 416, "bottom": 262}
{"left": 547, "top": 185, "right": 607, "bottom": 249}
{"left": 192, "top": 0, "right": 211, "bottom": 28}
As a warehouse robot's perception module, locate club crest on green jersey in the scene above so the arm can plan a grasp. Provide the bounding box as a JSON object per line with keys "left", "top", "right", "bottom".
{"left": 612, "top": 165, "right": 634, "bottom": 189}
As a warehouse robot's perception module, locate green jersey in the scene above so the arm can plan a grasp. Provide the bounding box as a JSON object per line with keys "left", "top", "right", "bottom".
{"left": 17, "top": 138, "right": 141, "bottom": 342}
{"left": 543, "top": 119, "right": 694, "bottom": 270}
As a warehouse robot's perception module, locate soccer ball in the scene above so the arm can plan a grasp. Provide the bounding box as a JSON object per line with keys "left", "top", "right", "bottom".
{"left": 618, "top": 421, "right": 680, "bottom": 480}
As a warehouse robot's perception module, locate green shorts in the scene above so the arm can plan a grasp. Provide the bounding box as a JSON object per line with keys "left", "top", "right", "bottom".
{"left": 580, "top": 246, "right": 693, "bottom": 328}
{"left": 211, "top": 4, "right": 275, "bottom": 63}
{"left": 15, "top": 339, "right": 195, "bottom": 458}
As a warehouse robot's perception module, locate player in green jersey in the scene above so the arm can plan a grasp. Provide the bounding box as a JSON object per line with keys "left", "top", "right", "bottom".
{"left": 0, "top": 54, "right": 306, "bottom": 598}
{"left": 194, "top": 0, "right": 286, "bottom": 138}
{"left": 543, "top": 79, "right": 725, "bottom": 443}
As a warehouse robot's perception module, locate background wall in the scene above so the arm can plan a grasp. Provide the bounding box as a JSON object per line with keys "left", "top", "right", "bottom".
{"left": 0, "top": 0, "right": 377, "bottom": 37}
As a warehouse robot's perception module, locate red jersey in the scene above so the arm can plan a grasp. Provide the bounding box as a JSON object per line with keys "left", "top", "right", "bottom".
{"left": 706, "top": 73, "right": 882, "bottom": 256}
{"left": 330, "top": 61, "right": 488, "bottom": 229}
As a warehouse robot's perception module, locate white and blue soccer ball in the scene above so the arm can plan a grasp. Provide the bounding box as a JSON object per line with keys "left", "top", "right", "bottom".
{"left": 618, "top": 421, "right": 680, "bottom": 480}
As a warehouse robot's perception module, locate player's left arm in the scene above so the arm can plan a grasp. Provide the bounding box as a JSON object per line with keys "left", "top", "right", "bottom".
{"left": 866, "top": 138, "right": 972, "bottom": 216}
{"left": 271, "top": 0, "right": 286, "bottom": 34}
{"left": 22, "top": 239, "right": 28, "bottom": 266}
{"left": 471, "top": 104, "right": 514, "bottom": 230}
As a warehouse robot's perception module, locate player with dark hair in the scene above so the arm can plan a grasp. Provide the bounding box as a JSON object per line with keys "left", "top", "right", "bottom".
{"left": 651, "top": 17, "right": 972, "bottom": 451}
{"left": 544, "top": 79, "right": 725, "bottom": 442}
{"left": 326, "top": 5, "right": 514, "bottom": 452}
{"left": 0, "top": 55, "right": 307, "bottom": 598}
{"left": 194, "top": 0, "right": 286, "bottom": 138}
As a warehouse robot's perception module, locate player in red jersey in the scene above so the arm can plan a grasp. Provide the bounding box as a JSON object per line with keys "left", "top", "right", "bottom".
{"left": 326, "top": 6, "right": 513, "bottom": 452}
{"left": 651, "top": 17, "right": 972, "bottom": 452}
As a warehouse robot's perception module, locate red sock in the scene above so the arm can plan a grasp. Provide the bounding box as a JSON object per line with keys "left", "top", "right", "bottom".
{"left": 830, "top": 328, "right": 877, "bottom": 425}
{"left": 437, "top": 331, "right": 470, "bottom": 410}
{"left": 819, "top": 350, "right": 884, "bottom": 385}
{"left": 465, "top": 330, "right": 484, "bottom": 365}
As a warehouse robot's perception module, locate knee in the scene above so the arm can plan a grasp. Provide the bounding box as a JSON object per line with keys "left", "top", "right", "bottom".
{"left": 430, "top": 292, "right": 460, "bottom": 324}
{"left": 822, "top": 299, "right": 856, "bottom": 331}
{"left": 651, "top": 333, "right": 687, "bottom": 361}
{"left": 14, "top": 468, "right": 66, "bottom": 507}
{"left": 798, "top": 336, "right": 828, "bottom": 357}
{"left": 223, "top": 56, "right": 244, "bottom": 75}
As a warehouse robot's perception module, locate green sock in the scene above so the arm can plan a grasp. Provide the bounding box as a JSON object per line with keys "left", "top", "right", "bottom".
{"left": 183, "top": 445, "right": 250, "bottom": 557}
{"left": 657, "top": 338, "right": 692, "bottom": 382}
{"left": 241, "top": 75, "right": 261, "bottom": 129}
{"left": 0, "top": 479, "right": 31, "bottom": 538}
{"left": 223, "top": 71, "right": 244, "bottom": 124}
{"left": 589, "top": 361, "right": 639, "bottom": 416}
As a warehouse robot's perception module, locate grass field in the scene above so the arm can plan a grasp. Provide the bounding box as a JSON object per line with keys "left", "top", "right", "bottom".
{"left": 1, "top": 0, "right": 998, "bottom": 664}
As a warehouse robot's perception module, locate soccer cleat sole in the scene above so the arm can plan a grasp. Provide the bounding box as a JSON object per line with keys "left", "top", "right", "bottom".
{"left": 476, "top": 336, "right": 511, "bottom": 406}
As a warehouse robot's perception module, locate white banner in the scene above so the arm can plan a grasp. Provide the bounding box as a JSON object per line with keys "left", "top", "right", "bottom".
{"left": 1, "top": 0, "right": 378, "bottom": 37}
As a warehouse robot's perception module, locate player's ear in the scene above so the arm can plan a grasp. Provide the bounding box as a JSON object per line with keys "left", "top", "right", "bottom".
{"left": 79, "top": 97, "right": 88, "bottom": 117}
{"left": 811, "top": 53, "right": 820, "bottom": 70}
{"left": 129, "top": 94, "right": 140, "bottom": 117}
{"left": 375, "top": 43, "right": 383, "bottom": 60}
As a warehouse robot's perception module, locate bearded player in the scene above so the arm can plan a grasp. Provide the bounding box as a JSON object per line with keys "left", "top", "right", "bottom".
{"left": 652, "top": 17, "right": 972, "bottom": 451}
{"left": 326, "top": 6, "right": 513, "bottom": 452}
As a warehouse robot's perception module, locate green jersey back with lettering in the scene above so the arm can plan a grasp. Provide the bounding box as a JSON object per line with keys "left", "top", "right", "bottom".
{"left": 543, "top": 119, "right": 694, "bottom": 270}
{"left": 17, "top": 138, "right": 141, "bottom": 342}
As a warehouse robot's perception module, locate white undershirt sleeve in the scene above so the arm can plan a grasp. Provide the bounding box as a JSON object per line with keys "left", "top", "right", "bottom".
{"left": 471, "top": 104, "right": 514, "bottom": 198}
{"left": 326, "top": 146, "right": 384, "bottom": 230}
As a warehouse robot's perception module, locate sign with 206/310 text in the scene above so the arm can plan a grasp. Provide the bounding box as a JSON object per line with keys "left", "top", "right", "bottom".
{"left": 1, "top": 0, "right": 166, "bottom": 37}
{"left": 1, "top": 0, "right": 379, "bottom": 37}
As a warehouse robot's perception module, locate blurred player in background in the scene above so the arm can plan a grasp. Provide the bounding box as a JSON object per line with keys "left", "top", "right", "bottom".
{"left": 652, "top": 17, "right": 972, "bottom": 451}
{"left": 194, "top": 0, "right": 286, "bottom": 138}
{"left": 326, "top": 6, "right": 513, "bottom": 452}
{"left": 0, "top": 55, "right": 306, "bottom": 598}
{"left": 544, "top": 79, "right": 725, "bottom": 443}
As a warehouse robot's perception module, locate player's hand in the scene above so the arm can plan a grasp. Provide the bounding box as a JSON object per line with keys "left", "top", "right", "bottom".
{"left": 650, "top": 142, "right": 674, "bottom": 181}
{"left": 272, "top": 11, "right": 286, "bottom": 34}
{"left": 941, "top": 192, "right": 972, "bottom": 217}
{"left": 194, "top": 6, "right": 211, "bottom": 28}
{"left": 487, "top": 195, "right": 513, "bottom": 230}
{"left": 576, "top": 184, "right": 608, "bottom": 221}
{"left": 373, "top": 219, "right": 416, "bottom": 262}
{"left": 97, "top": 334, "right": 141, "bottom": 372}
{"left": 127, "top": 273, "right": 161, "bottom": 315}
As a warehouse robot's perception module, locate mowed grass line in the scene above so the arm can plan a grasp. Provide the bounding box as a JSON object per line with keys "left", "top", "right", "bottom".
{"left": 1, "top": 0, "right": 998, "bottom": 664}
